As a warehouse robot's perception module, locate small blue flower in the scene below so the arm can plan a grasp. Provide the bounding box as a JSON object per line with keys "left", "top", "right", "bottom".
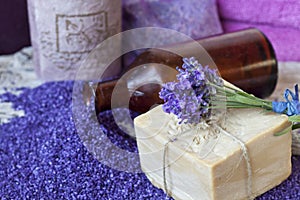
{"left": 272, "top": 101, "right": 287, "bottom": 113}
{"left": 272, "top": 84, "right": 300, "bottom": 116}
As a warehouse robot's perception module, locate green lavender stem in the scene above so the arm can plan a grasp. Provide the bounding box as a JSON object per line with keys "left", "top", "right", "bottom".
{"left": 212, "top": 83, "right": 300, "bottom": 133}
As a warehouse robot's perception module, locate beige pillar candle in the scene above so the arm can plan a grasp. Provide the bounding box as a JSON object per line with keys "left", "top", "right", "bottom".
{"left": 27, "top": 0, "right": 121, "bottom": 80}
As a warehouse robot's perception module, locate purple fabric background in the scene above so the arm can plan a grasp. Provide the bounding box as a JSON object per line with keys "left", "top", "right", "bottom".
{"left": 217, "top": 0, "right": 300, "bottom": 61}
{"left": 123, "top": 0, "right": 223, "bottom": 39}
{"left": 2, "top": 0, "right": 300, "bottom": 61}
{"left": 0, "top": 81, "right": 299, "bottom": 199}
{"left": 217, "top": 0, "right": 300, "bottom": 29}
{"left": 122, "top": 0, "right": 223, "bottom": 67}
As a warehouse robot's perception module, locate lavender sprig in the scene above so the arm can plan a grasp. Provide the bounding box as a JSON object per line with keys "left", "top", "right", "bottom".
{"left": 159, "top": 57, "right": 300, "bottom": 133}
{"left": 159, "top": 57, "right": 223, "bottom": 124}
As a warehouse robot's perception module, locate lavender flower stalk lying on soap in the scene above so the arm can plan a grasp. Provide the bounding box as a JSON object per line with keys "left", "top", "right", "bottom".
{"left": 159, "top": 57, "right": 300, "bottom": 134}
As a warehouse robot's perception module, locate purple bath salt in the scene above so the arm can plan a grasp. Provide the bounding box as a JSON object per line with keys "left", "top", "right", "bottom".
{"left": 0, "top": 81, "right": 299, "bottom": 199}
{"left": 27, "top": 0, "right": 122, "bottom": 81}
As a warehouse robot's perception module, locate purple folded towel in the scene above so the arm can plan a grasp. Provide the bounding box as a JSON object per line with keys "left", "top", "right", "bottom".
{"left": 217, "top": 0, "right": 300, "bottom": 30}
{"left": 222, "top": 20, "right": 300, "bottom": 61}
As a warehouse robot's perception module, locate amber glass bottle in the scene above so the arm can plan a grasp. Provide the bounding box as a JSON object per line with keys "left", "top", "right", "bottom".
{"left": 95, "top": 29, "right": 277, "bottom": 113}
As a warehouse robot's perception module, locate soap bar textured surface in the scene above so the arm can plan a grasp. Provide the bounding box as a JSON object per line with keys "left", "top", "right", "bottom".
{"left": 134, "top": 106, "right": 292, "bottom": 200}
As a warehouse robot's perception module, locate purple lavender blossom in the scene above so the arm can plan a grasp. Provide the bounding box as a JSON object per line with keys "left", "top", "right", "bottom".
{"left": 159, "top": 57, "right": 223, "bottom": 124}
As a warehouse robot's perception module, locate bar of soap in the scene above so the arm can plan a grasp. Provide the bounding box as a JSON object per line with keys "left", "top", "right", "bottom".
{"left": 134, "top": 105, "right": 292, "bottom": 200}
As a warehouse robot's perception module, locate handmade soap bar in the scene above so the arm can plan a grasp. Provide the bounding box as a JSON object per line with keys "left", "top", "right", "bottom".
{"left": 134, "top": 106, "right": 292, "bottom": 200}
